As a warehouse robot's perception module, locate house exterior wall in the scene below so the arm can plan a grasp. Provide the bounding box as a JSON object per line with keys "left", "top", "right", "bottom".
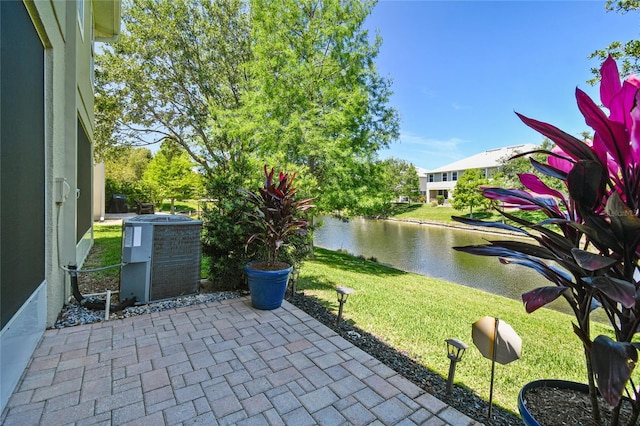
{"left": 93, "top": 162, "right": 106, "bottom": 221}
{"left": 418, "top": 175, "right": 427, "bottom": 198}
{"left": 426, "top": 171, "right": 458, "bottom": 201}
{"left": 0, "top": 2, "right": 47, "bottom": 411}
{"left": 424, "top": 145, "right": 536, "bottom": 202}
{"left": 0, "top": 0, "right": 120, "bottom": 413}
{"left": 426, "top": 167, "right": 498, "bottom": 201}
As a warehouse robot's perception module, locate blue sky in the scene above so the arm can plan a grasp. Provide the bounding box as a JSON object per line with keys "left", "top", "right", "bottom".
{"left": 366, "top": 1, "right": 640, "bottom": 170}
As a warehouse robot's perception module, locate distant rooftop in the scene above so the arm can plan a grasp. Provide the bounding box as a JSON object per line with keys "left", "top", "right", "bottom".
{"left": 428, "top": 144, "right": 537, "bottom": 173}
{"left": 415, "top": 166, "right": 429, "bottom": 177}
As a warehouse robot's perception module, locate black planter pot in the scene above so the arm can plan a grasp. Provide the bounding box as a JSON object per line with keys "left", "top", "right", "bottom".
{"left": 518, "top": 379, "right": 591, "bottom": 426}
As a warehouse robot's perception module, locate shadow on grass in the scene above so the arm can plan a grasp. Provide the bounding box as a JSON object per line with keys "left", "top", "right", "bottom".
{"left": 85, "top": 231, "right": 122, "bottom": 277}
{"left": 308, "top": 247, "right": 407, "bottom": 277}
{"left": 460, "top": 211, "right": 494, "bottom": 220}
{"left": 298, "top": 274, "right": 339, "bottom": 294}
{"left": 387, "top": 203, "right": 424, "bottom": 216}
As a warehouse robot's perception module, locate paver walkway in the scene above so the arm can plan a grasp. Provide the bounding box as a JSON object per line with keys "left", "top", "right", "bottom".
{"left": 1, "top": 297, "right": 481, "bottom": 425}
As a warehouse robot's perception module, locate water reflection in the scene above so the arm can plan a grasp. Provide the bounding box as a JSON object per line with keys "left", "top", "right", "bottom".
{"left": 313, "top": 216, "right": 568, "bottom": 313}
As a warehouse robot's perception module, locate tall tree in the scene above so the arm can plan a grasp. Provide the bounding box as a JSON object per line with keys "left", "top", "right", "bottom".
{"left": 246, "top": 0, "right": 399, "bottom": 212}
{"left": 452, "top": 168, "right": 488, "bottom": 218}
{"left": 96, "top": 0, "right": 253, "bottom": 178}
{"left": 104, "top": 146, "right": 152, "bottom": 184}
{"left": 95, "top": 0, "right": 399, "bottom": 214}
{"left": 96, "top": 0, "right": 399, "bottom": 287}
{"left": 380, "top": 158, "right": 420, "bottom": 202}
{"left": 142, "top": 142, "right": 203, "bottom": 213}
{"left": 589, "top": 1, "right": 640, "bottom": 79}
{"left": 103, "top": 146, "right": 154, "bottom": 209}
{"left": 495, "top": 139, "right": 566, "bottom": 193}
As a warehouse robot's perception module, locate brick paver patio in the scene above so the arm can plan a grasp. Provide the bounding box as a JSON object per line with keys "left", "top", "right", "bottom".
{"left": 1, "top": 297, "right": 482, "bottom": 425}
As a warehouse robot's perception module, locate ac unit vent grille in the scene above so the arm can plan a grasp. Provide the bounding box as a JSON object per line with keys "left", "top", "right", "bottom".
{"left": 149, "top": 224, "right": 201, "bottom": 301}
{"left": 120, "top": 215, "right": 202, "bottom": 303}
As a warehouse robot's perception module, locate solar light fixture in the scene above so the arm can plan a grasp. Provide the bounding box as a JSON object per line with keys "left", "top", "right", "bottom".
{"left": 289, "top": 268, "right": 300, "bottom": 298}
{"left": 336, "top": 286, "right": 355, "bottom": 326}
{"left": 445, "top": 338, "right": 468, "bottom": 394}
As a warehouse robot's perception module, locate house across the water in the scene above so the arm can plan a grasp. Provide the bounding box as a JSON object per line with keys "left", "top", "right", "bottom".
{"left": 421, "top": 144, "right": 537, "bottom": 203}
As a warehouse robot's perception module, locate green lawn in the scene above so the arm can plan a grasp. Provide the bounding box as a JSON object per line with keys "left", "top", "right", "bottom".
{"left": 297, "top": 248, "right": 618, "bottom": 415}
{"left": 388, "top": 203, "right": 548, "bottom": 227}
{"left": 85, "top": 225, "right": 123, "bottom": 279}
{"left": 388, "top": 203, "right": 502, "bottom": 223}
{"left": 157, "top": 199, "right": 202, "bottom": 214}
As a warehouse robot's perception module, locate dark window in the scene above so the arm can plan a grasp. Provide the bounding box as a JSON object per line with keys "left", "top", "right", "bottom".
{"left": 1, "top": 1, "right": 45, "bottom": 328}
{"left": 452, "top": 171, "right": 458, "bottom": 181}
{"left": 442, "top": 173, "right": 447, "bottom": 182}
{"left": 77, "top": 119, "right": 92, "bottom": 242}
{"left": 428, "top": 174, "right": 434, "bottom": 182}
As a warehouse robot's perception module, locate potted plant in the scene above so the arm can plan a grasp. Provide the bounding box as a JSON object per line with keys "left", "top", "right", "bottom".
{"left": 240, "top": 165, "right": 314, "bottom": 310}
{"left": 452, "top": 56, "right": 640, "bottom": 425}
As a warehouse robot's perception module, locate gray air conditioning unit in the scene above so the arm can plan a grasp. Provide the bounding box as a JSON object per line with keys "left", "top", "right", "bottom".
{"left": 120, "top": 214, "right": 202, "bottom": 303}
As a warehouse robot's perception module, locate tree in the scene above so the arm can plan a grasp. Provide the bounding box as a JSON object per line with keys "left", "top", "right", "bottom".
{"left": 246, "top": 0, "right": 399, "bottom": 212}
{"left": 589, "top": 1, "right": 640, "bottom": 80}
{"left": 380, "top": 158, "right": 420, "bottom": 202}
{"left": 96, "top": 0, "right": 253, "bottom": 176}
{"left": 104, "top": 146, "right": 152, "bottom": 183}
{"left": 452, "top": 169, "right": 488, "bottom": 218}
{"left": 142, "top": 142, "right": 203, "bottom": 213}
{"left": 96, "top": 0, "right": 399, "bottom": 287}
{"left": 494, "top": 139, "right": 567, "bottom": 193}
{"left": 102, "top": 146, "right": 154, "bottom": 210}
{"left": 95, "top": 0, "right": 399, "bottom": 214}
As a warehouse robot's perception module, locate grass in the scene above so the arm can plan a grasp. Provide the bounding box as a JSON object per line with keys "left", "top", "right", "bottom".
{"left": 157, "top": 199, "right": 201, "bottom": 213}
{"left": 389, "top": 203, "right": 503, "bottom": 223}
{"left": 297, "top": 247, "right": 618, "bottom": 415}
{"left": 388, "top": 203, "right": 548, "bottom": 226}
{"left": 85, "top": 225, "right": 123, "bottom": 279}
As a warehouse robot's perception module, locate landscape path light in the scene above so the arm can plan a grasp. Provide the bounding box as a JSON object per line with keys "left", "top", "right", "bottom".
{"left": 288, "top": 268, "right": 300, "bottom": 298}
{"left": 472, "top": 316, "right": 522, "bottom": 421}
{"left": 445, "top": 338, "right": 468, "bottom": 395}
{"left": 336, "top": 286, "right": 355, "bottom": 326}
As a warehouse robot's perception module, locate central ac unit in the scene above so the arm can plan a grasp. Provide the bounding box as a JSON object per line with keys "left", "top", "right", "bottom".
{"left": 120, "top": 214, "right": 202, "bottom": 303}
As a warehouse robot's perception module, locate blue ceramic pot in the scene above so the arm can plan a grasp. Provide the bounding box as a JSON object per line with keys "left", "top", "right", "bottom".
{"left": 519, "top": 379, "right": 590, "bottom": 426}
{"left": 244, "top": 262, "right": 292, "bottom": 310}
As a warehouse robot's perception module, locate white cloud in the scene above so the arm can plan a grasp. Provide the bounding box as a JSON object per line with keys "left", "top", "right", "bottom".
{"left": 451, "top": 102, "right": 470, "bottom": 110}
{"left": 419, "top": 87, "right": 438, "bottom": 98}
{"left": 393, "top": 131, "right": 467, "bottom": 168}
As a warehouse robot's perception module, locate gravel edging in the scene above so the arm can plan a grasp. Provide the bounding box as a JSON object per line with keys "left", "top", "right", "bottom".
{"left": 52, "top": 290, "right": 521, "bottom": 425}
{"left": 51, "top": 291, "right": 242, "bottom": 328}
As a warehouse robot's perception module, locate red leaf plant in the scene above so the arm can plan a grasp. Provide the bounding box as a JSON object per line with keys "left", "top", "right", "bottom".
{"left": 453, "top": 57, "right": 640, "bottom": 425}
{"left": 241, "top": 165, "right": 315, "bottom": 269}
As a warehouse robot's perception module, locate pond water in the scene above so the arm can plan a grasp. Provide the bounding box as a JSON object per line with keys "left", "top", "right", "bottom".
{"left": 312, "top": 216, "right": 571, "bottom": 314}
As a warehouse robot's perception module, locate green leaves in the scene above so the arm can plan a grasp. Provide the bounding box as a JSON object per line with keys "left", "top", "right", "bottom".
{"left": 242, "top": 166, "right": 314, "bottom": 265}
{"left": 97, "top": 0, "right": 399, "bottom": 215}
{"left": 451, "top": 168, "right": 488, "bottom": 217}
{"left": 142, "top": 141, "right": 203, "bottom": 211}
{"left": 247, "top": 0, "right": 398, "bottom": 213}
